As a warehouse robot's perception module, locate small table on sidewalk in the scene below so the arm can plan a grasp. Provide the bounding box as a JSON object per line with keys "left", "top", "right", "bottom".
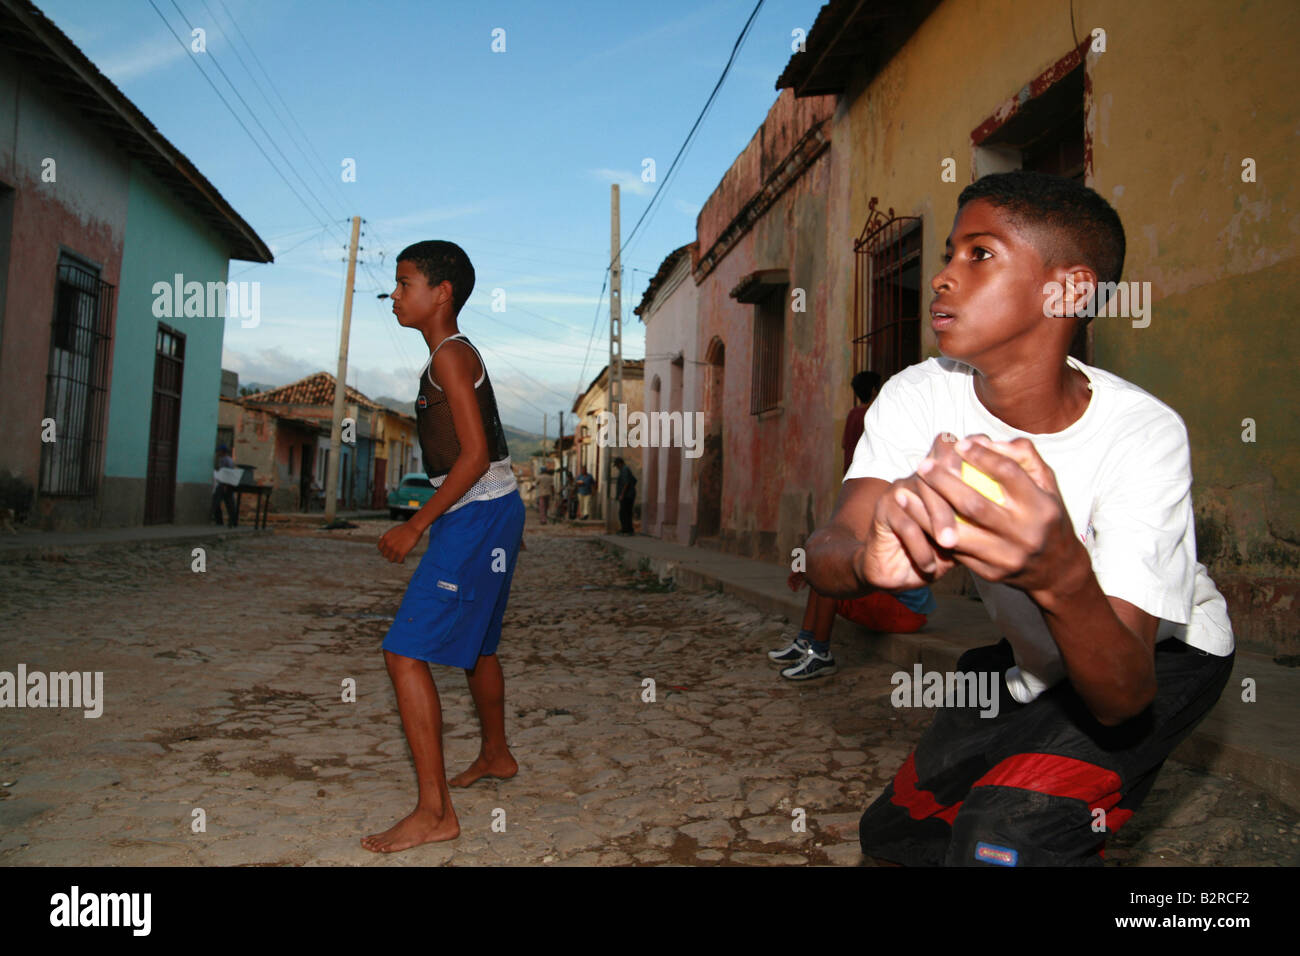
{"left": 234, "top": 485, "right": 273, "bottom": 530}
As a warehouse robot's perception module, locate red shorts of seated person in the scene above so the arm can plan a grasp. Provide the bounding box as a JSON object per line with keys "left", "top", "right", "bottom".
{"left": 836, "top": 591, "right": 928, "bottom": 633}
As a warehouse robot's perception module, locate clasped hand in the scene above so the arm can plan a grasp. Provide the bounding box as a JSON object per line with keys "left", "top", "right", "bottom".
{"left": 855, "top": 433, "right": 1081, "bottom": 596}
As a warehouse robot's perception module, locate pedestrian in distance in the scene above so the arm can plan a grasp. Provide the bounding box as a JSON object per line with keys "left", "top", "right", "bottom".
{"left": 613, "top": 456, "right": 637, "bottom": 535}
{"left": 211, "top": 444, "right": 238, "bottom": 527}
{"left": 576, "top": 465, "right": 596, "bottom": 520}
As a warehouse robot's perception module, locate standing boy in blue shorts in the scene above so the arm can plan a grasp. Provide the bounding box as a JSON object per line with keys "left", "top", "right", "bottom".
{"left": 362, "top": 240, "right": 526, "bottom": 853}
{"left": 805, "top": 171, "right": 1234, "bottom": 865}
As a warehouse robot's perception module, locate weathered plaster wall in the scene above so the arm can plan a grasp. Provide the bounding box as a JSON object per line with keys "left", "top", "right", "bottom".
{"left": 641, "top": 252, "right": 701, "bottom": 544}
{"left": 695, "top": 136, "right": 835, "bottom": 562}
{"left": 0, "top": 55, "right": 128, "bottom": 525}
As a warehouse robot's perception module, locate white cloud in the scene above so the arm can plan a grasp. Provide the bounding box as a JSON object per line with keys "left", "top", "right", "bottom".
{"left": 473, "top": 291, "right": 605, "bottom": 307}
{"left": 99, "top": 38, "right": 189, "bottom": 82}
{"left": 221, "top": 346, "right": 319, "bottom": 390}
{"left": 674, "top": 198, "right": 701, "bottom": 216}
{"left": 374, "top": 203, "right": 493, "bottom": 232}
{"left": 590, "top": 168, "right": 653, "bottom": 197}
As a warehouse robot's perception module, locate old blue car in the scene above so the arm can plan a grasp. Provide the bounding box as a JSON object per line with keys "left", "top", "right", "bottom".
{"left": 386, "top": 472, "right": 434, "bottom": 519}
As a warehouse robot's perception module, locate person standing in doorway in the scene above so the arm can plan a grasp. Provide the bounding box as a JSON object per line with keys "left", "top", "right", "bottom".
{"left": 576, "top": 466, "right": 596, "bottom": 520}
{"left": 614, "top": 456, "right": 637, "bottom": 535}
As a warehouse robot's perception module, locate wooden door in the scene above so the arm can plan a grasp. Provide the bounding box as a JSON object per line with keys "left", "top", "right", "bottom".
{"left": 144, "top": 325, "right": 184, "bottom": 524}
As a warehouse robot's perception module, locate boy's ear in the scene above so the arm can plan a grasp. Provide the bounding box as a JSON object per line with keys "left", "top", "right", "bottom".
{"left": 1061, "top": 267, "right": 1098, "bottom": 321}
{"left": 435, "top": 279, "right": 454, "bottom": 308}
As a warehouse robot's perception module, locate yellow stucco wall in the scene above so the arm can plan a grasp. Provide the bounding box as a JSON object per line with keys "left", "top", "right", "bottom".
{"left": 837, "top": 0, "right": 1298, "bottom": 651}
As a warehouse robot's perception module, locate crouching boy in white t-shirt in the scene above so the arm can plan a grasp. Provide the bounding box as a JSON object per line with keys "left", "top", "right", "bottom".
{"left": 804, "top": 170, "right": 1234, "bottom": 866}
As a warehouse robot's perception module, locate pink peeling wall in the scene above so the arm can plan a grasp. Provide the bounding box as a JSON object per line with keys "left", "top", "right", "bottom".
{"left": 692, "top": 89, "right": 839, "bottom": 563}
{"left": 0, "top": 59, "right": 128, "bottom": 501}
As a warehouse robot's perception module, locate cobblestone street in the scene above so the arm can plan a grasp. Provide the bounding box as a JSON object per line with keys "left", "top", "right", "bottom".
{"left": 2, "top": 515, "right": 1297, "bottom": 867}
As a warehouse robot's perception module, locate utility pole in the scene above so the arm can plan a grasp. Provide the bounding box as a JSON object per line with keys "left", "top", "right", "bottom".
{"left": 605, "top": 184, "right": 622, "bottom": 533}
{"left": 325, "top": 215, "right": 361, "bottom": 525}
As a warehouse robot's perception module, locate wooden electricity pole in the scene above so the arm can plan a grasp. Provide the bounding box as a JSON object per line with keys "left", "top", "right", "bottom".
{"left": 325, "top": 215, "right": 361, "bottom": 524}
{"left": 605, "top": 184, "right": 622, "bottom": 533}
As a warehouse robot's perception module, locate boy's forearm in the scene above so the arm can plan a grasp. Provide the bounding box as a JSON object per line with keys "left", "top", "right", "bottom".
{"left": 1032, "top": 550, "right": 1157, "bottom": 726}
{"left": 805, "top": 524, "right": 875, "bottom": 598}
{"left": 408, "top": 454, "right": 491, "bottom": 534}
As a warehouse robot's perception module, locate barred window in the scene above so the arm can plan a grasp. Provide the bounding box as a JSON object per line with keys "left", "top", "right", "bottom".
{"left": 40, "top": 256, "right": 114, "bottom": 496}
{"left": 730, "top": 270, "right": 788, "bottom": 416}
{"left": 854, "top": 200, "right": 921, "bottom": 381}
{"left": 751, "top": 289, "right": 784, "bottom": 414}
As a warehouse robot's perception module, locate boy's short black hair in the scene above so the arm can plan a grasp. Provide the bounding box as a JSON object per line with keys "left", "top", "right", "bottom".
{"left": 397, "top": 240, "right": 475, "bottom": 315}
{"left": 851, "top": 370, "right": 882, "bottom": 403}
{"left": 957, "top": 171, "right": 1125, "bottom": 310}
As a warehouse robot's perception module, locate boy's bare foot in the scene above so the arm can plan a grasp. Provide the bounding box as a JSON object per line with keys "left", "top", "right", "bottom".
{"left": 361, "top": 806, "right": 459, "bottom": 853}
{"left": 449, "top": 751, "right": 518, "bottom": 787}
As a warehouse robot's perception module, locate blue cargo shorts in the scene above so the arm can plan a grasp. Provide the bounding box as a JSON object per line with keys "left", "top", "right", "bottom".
{"left": 382, "top": 489, "right": 526, "bottom": 670}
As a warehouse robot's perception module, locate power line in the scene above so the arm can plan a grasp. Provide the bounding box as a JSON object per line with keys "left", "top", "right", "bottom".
{"left": 145, "top": 0, "right": 346, "bottom": 247}
{"left": 617, "top": 0, "right": 765, "bottom": 262}
{"left": 230, "top": 224, "right": 329, "bottom": 277}
{"left": 165, "top": 0, "right": 348, "bottom": 242}
{"left": 462, "top": 307, "right": 578, "bottom": 404}
{"left": 197, "top": 0, "right": 352, "bottom": 225}
{"left": 572, "top": 269, "right": 610, "bottom": 403}
{"left": 213, "top": 0, "right": 356, "bottom": 220}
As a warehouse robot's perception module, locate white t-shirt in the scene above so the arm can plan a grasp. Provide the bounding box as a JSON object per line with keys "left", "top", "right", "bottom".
{"left": 844, "top": 356, "right": 1233, "bottom": 704}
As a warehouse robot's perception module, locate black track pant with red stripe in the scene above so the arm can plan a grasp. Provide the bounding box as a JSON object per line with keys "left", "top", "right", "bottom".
{"left": 859, "top": 638, "right": 1234, "bottom": 866}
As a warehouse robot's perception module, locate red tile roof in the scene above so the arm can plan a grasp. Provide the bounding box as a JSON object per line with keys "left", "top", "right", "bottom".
{"left": 243, "top": 372, "right": 382, "bottom": 410}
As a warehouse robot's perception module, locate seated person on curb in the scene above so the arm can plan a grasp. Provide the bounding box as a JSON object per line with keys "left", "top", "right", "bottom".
{"left": 770, "top": 369, "right": 936, "bottom": 681}
{"left": 804, "top": 170, "right": 1234, "bottom": 866}
{"left": 771, "top": 569, "right": 935, "bottom": 682}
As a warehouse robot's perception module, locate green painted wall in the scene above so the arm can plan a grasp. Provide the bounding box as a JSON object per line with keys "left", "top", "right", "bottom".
{"left": 107, "top": 163, "right": 229, "bottom": 485}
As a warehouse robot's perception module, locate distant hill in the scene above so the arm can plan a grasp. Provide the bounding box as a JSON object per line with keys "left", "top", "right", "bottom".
{"left": 502, "top": 424, "right": 547, "bottom": 459}
{"left": 373, "top": 395, "right": 414, "bottom": 416}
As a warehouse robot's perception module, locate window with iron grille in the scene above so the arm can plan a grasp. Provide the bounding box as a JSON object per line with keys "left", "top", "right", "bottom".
{"left": 750, "top": 287, "right": 784, "bottom": 415}
{"left": 853, "top": 200, "right": 922, "bottom": 382}
{"left": 40, "top": 255, "right": 114, "bottom": 496}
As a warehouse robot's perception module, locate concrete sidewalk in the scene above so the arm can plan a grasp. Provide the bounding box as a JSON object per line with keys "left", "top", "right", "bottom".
{"left": 596, "top": 532, "right": 1300, "bottom": 812}
{"left": 0, "top": 523, "right": 268, "bottom": 562}
{"left": 0, "top": 509, "right": 401, "bottom": 564}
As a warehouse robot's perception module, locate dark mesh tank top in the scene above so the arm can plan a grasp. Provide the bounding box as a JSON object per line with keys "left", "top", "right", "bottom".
{"left": 416, "top": 334, "right": 511, "bottom": 479}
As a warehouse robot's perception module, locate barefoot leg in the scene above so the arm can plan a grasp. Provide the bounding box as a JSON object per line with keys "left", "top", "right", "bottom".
{"left": 450, "top": 653, "right": 518, "bottom": 787}
{"left": 362, "top": 651, "right": 460, "bottom": 852}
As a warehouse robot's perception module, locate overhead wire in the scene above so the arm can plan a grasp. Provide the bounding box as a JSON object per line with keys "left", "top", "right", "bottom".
{"left": 617, "top": 0, "right": 765, "bottom": 262}
{"left": 165, "top": 0, "right": 349, "bottom": 243}
{"left": 213, "top": 0, "right": 356, "bottom": 218}
{"left": 145, "top": 0, "right": 349, "bottom": 248}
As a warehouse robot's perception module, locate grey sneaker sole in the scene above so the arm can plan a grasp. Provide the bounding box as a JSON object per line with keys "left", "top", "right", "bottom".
{"left": 767, "top": 640, "right": 810, "bottom": 664}
{"left": 781, "top": 658, "right": 838, "bottom": 680}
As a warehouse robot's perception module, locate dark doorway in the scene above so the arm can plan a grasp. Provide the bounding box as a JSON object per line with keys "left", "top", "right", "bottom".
{"left": 373, "top": 456, "right": 387, "bottom": 509}
{"left": 695, "top": 337, "right": 725, "bottom": 540}
{"left": 144, "top": 324, "right": 185, "bottom": 524}
{"left": 299, "top": 444, "right": 312, "bottom": 509}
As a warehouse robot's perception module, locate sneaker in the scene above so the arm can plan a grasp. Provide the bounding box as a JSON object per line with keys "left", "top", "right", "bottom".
{"left": 781, "top": 649, "right": 837, "bottom": 681}
{"left": 768, "top": 637, "right": 811, "bottom": 664}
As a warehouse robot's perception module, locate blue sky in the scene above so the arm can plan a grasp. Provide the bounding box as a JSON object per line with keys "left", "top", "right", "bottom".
{"left": 37, "top": 0, "right": 825, "bottom": 434}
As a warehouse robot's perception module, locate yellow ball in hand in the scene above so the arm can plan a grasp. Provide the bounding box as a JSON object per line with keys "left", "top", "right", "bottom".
{"left": 955, "top": 460, "right": 1004, "bottom": 524}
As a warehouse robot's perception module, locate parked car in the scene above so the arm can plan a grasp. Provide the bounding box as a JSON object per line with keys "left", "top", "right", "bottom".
{"left": 387, "top": 472, "right": 434, "bottom": 519}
